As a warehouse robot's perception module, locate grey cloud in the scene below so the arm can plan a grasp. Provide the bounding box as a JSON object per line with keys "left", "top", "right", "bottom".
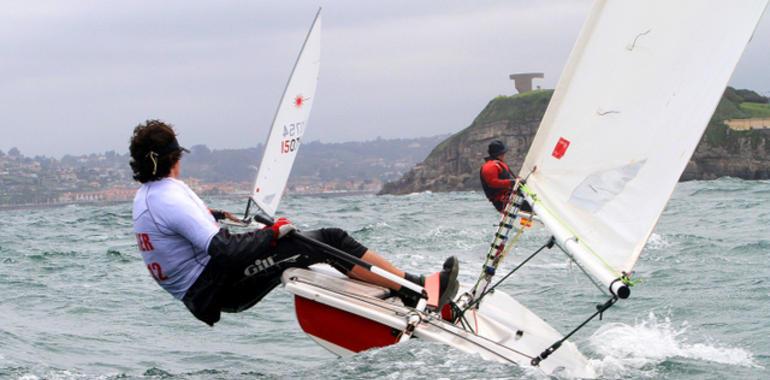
{"left": 0, "top": 0, "right": 767, "bottom": 157}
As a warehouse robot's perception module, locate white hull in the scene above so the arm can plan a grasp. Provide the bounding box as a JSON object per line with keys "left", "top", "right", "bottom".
{"left": 282, "top": 266, "right": 596, "bottom": 378}
{"left": 307, "top": 335, "right": 356, "bottom": 357}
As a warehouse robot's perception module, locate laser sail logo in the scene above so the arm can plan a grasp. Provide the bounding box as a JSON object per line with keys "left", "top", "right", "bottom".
{"left": 552, "top": 137, "right": 571, "bottom": 159}
{"left": 293, "top": 94, "right": 310, "bottom": 108}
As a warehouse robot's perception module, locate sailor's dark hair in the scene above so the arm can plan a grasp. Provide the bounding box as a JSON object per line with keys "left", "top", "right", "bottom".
{"left": 129, "top": 120, "right": 183, "bottom": 183}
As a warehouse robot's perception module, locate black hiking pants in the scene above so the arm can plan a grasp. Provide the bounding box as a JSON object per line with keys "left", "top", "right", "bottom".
{"left": 182, "top": 227, "right": 368, "bottom": 326}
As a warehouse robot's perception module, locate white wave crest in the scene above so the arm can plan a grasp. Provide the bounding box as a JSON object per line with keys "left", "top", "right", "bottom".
{"left": 645, "top": 233, "right": 671, "bottom": 250}
{"left": 587, "top": 312, "right": 759, "bottom": 377}
{"left": 359, "top": 222, "right": 392, "bottom": 231}
{"left": 17, "top": 370, "right": 111, "bottom": 380}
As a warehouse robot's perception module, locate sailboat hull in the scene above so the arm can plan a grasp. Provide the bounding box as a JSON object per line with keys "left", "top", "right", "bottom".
{"left": 295, "top": 295, "right": 400, "bottom": 354}
{"left": 282, "top": 266, "right": 596, "bottom": 378}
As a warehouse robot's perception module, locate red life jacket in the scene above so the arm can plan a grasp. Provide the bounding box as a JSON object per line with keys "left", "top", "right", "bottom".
{"left": 479, "top": 159, "right": 514, "bottom": 212}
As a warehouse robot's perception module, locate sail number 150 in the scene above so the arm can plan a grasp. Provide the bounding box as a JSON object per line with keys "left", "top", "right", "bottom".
{"left": 281, "top": 137, "right": 301, "bottom": 154}
{"left": 280, "top": 121, "right": 304, "bottom": 154}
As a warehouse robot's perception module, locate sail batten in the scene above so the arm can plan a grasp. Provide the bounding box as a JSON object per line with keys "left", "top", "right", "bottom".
{"left": 520, "top": 0, "right": 768, "bottom": 287}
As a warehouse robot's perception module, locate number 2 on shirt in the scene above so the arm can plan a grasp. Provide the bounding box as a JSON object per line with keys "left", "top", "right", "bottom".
{"left": 147, "top": 262, "right": 168, "bottom": 281}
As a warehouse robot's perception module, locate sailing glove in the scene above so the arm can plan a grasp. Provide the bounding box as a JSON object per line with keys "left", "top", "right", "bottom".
{"left": 269, "top": 217, "right": 296, "bottom": 240}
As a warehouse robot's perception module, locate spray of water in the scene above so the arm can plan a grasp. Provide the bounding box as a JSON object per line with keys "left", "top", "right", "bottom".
{"left": 587, "top": 312, "right": 759, "bottom": 378}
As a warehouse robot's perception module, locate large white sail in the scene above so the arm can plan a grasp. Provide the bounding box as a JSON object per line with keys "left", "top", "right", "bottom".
{"left": 251, "top": 9, "right": 321, "bottom": 217}
{"left": 520, "top": 0, "right": 768, "bottom": 290}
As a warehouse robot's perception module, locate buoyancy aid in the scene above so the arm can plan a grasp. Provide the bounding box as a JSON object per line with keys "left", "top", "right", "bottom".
{"left": 479, "top": 159, "right": 514, "bottom": 212}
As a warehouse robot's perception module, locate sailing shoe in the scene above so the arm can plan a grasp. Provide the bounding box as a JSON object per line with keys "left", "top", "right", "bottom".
{"left": 397, "top": 256, "right": 460, "bottom": 309}
{"left": 437, "top": 256, "right": 460, "bottom": 309}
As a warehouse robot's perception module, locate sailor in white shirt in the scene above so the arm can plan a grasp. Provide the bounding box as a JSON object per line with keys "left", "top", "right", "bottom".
{"left": 129, "top": 120, "right": 459, "bottom": 325}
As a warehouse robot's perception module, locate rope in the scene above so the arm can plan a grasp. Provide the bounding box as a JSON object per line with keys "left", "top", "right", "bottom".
{"left": 531, "top": 296, "right": 618, "bottom": 367}
{"left": 422, "top": 318, "right": 534, "bottom": 362}
{"left": 478, "top": 225, "right": 525, "bottom": 295}
{"left": 620, "top": 272, "right": 642, "bottom": 286}
{"left": 458, "top": 237, "right": 554, "bottom": 318}
{"left": 454, "top": 303, "right": 473, "bottom": 332}
{"left": 470, "top": 181, "right": 531, "bottom": 299}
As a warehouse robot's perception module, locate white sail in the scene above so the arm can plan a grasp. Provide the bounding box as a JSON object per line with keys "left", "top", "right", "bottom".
{"left": 520, "top": 0, "right": 768, "bottom": 290}
{"left": 251, "top": 9, "right": 321, "bottom": 217}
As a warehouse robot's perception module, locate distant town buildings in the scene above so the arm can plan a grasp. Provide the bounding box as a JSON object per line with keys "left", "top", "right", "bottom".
{"left": 0, "top": 149, "right": 135, "bottom": 208}
{"left": 0, "top": 140, "right": 418, "bottom": 209}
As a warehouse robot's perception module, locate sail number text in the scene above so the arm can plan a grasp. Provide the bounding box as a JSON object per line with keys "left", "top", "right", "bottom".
{"left": 281, "top": 137, "right": 301, "bottom": 154}
{"left": 280, "top": 122, "right": 304, "bottom": 154}
{"left": 283, "top": 122, "right": 304, "bottom": 138}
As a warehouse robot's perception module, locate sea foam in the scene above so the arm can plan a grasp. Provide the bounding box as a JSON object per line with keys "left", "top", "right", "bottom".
{"left": 587, "top": 312, "right": 758, "bottom": 378}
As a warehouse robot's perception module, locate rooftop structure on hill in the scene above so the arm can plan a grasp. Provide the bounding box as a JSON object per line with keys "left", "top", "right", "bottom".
{"left": 509, "top": 72, "right": 544, "bottom": 93}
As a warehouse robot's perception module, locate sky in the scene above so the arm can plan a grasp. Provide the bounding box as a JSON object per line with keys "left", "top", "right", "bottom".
{"left": 1, "top": 1, "right": 769, "bottom": 157}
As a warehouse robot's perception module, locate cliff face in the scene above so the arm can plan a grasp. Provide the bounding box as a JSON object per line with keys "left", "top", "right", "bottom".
{"left": 685, "top": 89, "right": 770, "bottom": 180}
{"left": 381, "top": 90, "right": 551, "bottom": 194}
{"left": 380, "top": 88, "right": 770, "bottom": 195}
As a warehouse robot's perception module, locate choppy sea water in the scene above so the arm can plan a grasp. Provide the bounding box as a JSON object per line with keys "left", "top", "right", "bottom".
{"left": 0, "top": 177, "right": 768, "bottom": 380}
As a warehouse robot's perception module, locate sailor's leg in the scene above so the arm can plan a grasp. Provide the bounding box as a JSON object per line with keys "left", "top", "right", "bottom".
{"left": 348, "top": 250, "right": 405, "bottom": 290}
{"left": 352, "top": 251, "right": 460, "bottom": 309}
{"left": 303, "top": 228, "right": 408, "bottom": 290}
{"left": 307, "top": 227, "right": 460, "bottom": 308}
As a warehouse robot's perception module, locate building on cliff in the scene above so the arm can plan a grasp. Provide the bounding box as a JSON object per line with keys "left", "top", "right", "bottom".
{"left": 509, "top": 73, "right": 544, "bottom": 94}
{"left": 726, "top": 118, "right": 770, "bottom": 130}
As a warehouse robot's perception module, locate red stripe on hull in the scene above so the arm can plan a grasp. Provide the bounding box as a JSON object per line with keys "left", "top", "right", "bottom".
{"left": 294, "top": 296, "right": 399, "bottom": 353}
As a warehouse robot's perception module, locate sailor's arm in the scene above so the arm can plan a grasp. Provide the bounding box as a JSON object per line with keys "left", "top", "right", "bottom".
{"left": 209, "top": 208, "right": 241, "bottom": 223}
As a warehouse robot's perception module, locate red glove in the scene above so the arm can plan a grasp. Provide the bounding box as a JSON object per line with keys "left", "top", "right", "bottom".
{"left": 268, "top": 217, "right": 296, "bottom": 241}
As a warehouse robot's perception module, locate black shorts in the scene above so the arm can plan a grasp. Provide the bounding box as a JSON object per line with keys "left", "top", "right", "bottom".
{"left": 182, "top": 227, "right": 368, "bottom": 326}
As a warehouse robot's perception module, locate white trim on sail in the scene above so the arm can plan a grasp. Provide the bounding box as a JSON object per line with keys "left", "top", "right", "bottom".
{"left": 520, "top": 0, "right": 769, "bottom": 292}
{"left": 250, "top": 8, "right": 322, "bottom": 217}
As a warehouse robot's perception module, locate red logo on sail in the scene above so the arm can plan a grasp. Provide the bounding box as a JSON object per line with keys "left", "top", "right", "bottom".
{"left": 294, "top": 95, "right": 306, "bottom": 108}
{"left": 552, "top": 137, "right": 570, "bottom": 159}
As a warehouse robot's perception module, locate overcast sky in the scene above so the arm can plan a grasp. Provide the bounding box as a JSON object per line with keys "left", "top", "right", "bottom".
{"left": 2, "top": 1, "right": 769, "bottom": 157}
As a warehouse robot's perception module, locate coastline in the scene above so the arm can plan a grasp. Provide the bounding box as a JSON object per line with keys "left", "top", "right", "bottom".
{"left": 0, "top": 190, "right": 378, "bottom": 212}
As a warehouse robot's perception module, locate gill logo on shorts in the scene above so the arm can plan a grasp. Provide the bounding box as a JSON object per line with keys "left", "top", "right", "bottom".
{"left": 244, "top": 254, "right": 300, "bottom": 276}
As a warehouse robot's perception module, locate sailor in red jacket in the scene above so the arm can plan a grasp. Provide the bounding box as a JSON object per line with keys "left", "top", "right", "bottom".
{"left": 480, "top": 140, "right": 516, "bottom": 212}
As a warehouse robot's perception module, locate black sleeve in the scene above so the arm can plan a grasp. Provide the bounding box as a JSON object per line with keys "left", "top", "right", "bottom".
{"left": 207, "top": 228, "right": 275, "bottom": 270}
